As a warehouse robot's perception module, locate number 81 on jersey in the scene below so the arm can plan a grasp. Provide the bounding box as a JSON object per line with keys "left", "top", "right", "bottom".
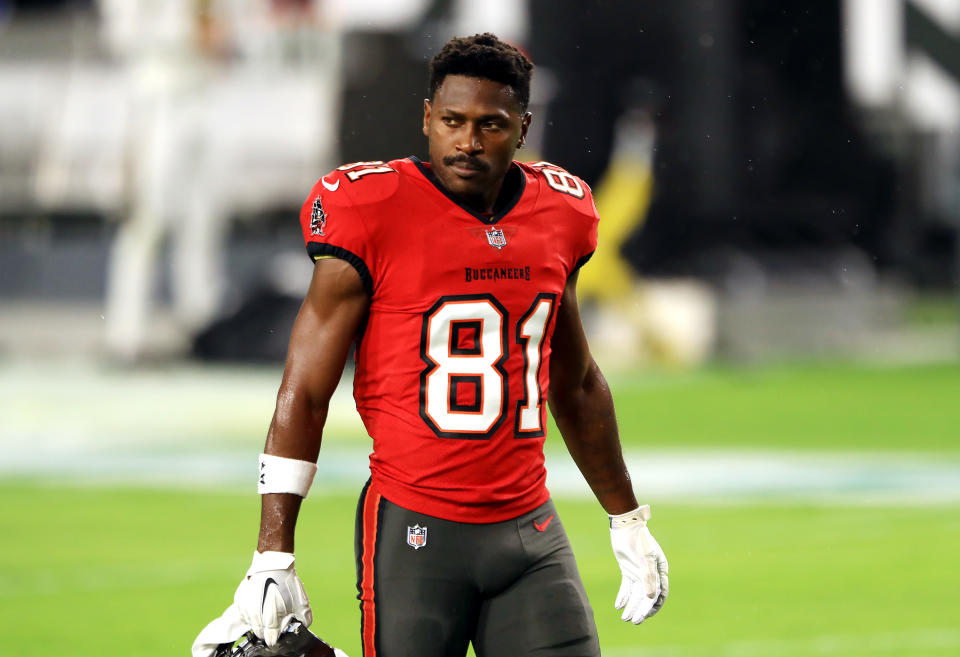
{"left": 419, "top": 293, "right": 556, "bottom": 439}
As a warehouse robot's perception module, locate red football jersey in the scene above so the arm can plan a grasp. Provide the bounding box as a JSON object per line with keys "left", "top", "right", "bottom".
{"left": 299, "top": 157, "right": 598, "bottom": 522}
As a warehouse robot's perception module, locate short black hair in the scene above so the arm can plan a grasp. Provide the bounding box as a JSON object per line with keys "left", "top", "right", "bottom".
{"left": 428, "top": 33, "right": 534, "bottom": 113}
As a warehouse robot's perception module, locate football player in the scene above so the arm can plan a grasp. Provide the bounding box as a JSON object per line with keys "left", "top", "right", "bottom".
{"left": 194, "top": 33, "right": 668, "bottom": 657}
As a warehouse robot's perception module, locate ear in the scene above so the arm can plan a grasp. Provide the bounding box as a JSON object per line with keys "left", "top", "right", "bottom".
{"left": 518, "top": 111, "right": 532, "bottom": 148}
{"left": 422, "top": 99, "right": 432, "bottom": 137}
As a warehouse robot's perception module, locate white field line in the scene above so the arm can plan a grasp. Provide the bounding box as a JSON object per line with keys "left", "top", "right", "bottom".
{"left": 2, "top": 361, "right": 959, "bottom": 503}
{"left": 546, "top": 449, "right": 960, "bottom": 505}
{"left": 2, "top": 444, "right": 960, "bottom": 504}
{"left": 602, "top": 627, "right": 960, "bottom": 657}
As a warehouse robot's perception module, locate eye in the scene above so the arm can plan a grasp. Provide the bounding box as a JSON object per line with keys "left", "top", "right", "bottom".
{"left": 441, "top": 117, "right": 461, "bottom": 127}
{"left": 481, "top": 121, "right": 503, "bottom": 131}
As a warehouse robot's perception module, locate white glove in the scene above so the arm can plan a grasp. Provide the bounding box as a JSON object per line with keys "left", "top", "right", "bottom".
{"left": 609, "top": 504, "right": 669, "bottom": 624}
{"left": 235, "top": 551, "right": 313, "bottom": 647}
{"left": 192, "top": 602, "right": 249, "bottom": 657}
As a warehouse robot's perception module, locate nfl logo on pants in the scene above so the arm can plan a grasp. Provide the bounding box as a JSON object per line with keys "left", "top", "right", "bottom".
{"left": 407, "top": 524, "right": 427, "bottom": 550}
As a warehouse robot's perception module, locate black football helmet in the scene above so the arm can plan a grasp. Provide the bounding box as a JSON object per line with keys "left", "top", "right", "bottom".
{"left": 214, "top": 622, "right": 341, "bottom": 657}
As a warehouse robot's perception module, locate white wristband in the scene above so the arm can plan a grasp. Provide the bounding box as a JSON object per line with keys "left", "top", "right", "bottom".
{"left": 258, "top": 453, "right": 318, "bottom": 497}
{"left": 609, "top": 504, "right": 651, "bottom": 529}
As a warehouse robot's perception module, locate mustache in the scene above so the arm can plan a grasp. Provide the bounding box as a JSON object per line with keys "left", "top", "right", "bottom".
{"left": 443, "top": 154, "right": 489, "bottom": 172}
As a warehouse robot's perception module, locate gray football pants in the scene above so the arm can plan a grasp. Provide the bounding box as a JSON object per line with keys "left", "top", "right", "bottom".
{"left": 354, "top": 481, "right": 601, "bottom": 657}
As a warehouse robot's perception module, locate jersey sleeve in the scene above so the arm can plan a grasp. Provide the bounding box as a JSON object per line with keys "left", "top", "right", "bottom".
{"left": 524, "top": 161, "right": 599, "bottom": 274}
{"left": 298, "top": 169, "right": 374, "bottom": 296}
{"left": 573, "top": 188, "right": 600, "bottom": 273}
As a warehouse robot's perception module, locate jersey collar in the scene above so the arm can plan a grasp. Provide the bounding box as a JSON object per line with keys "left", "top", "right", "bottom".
{"left": 408, "top": 156, "right": 526, "bottom": 225}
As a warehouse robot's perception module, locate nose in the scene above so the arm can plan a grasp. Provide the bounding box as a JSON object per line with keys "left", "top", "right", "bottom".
{"left": 456, "top": 124, "right": 483, "bottom": 155}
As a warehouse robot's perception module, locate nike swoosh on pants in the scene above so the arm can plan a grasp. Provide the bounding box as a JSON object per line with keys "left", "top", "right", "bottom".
{"left": 533, "top": 514, "right": 555, "bottom": 532}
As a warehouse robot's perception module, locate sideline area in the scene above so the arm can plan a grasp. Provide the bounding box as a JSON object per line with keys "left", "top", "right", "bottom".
{"left": 2, "top": 359, "right": 958, "bottom": 505}
{"left": 4, "top": 444, "right": 960, "bottom": 505}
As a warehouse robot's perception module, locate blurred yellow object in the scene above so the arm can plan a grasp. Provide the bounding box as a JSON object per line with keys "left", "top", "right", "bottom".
{"left": 578, "top": 156, "right": 652, "bottom": 303}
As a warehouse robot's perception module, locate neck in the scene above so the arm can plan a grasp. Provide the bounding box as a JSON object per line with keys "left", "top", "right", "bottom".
{"left": 435, "top": 163, "right": 517, "bottom": 215}
{"left": 459, "top": 185, "right": 502, "bottom": 215}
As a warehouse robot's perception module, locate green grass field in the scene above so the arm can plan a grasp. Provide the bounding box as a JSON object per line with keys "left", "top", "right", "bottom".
{"left": 1, "top": 361, "right": 958, "bottom": 655}
{"left": 608, "top": 362, "right": 960, "bottom": 451}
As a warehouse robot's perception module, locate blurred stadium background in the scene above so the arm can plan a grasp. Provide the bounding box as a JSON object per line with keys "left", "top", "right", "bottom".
{"left": 1, "top": 1, "right": 958, "bottom": 655}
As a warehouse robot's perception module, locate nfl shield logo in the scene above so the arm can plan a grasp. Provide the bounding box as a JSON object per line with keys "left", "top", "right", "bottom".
{"left": 406, "top": 524, "right": 428, "bottom": 550}
{"left": 485, "top": 227, "right": 507, "bottom": 249}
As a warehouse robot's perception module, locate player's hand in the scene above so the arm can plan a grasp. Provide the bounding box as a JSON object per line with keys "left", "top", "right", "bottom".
{"left": 234, "top": 551, "right": 313, "bottom": 646}
{"left": 192, "top": 601, "right": 249, "bottom": 657}
{"left": 609, "top": 504, "right": 669, "bottom": 624}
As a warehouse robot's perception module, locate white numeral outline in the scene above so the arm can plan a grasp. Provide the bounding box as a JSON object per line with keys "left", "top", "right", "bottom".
{"left": 516, "top": 293, "right": 556, "bottom": 436}
{"left": 336, "top": 161, "right": 397, "bottom": 181}
{"left": 419, "top": 293, "right": 556, "bottom": 439}
{"left": 420, "top": 294, "right": 508, "bottom": 439}
{"left": 528, "top": 161, "right": 586, "bottom": 198}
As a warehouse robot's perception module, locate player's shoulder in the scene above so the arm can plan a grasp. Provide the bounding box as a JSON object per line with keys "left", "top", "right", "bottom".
{"left": 307, "top": 157, "right": 416, "bottom": 210}
{"left": 519, "top": 160, "right": 597, "bottom": 217}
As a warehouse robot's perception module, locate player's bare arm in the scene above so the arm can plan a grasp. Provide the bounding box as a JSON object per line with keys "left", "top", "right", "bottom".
{"left": 548, "top": 270, "right": 636, "bottom": 514}
{"left": 193, "top": 258, "right": 366, "bottom": 657}
{"left": 548, "top": 270, "right": 670, "bottom": 625}
{"left": 258, "top": 258, "right": 370, "bottom": 553}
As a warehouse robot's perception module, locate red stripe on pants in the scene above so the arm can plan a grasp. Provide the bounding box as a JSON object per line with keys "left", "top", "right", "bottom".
{"left": 360, "top": 488, "right": 382, "bottom": 656}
